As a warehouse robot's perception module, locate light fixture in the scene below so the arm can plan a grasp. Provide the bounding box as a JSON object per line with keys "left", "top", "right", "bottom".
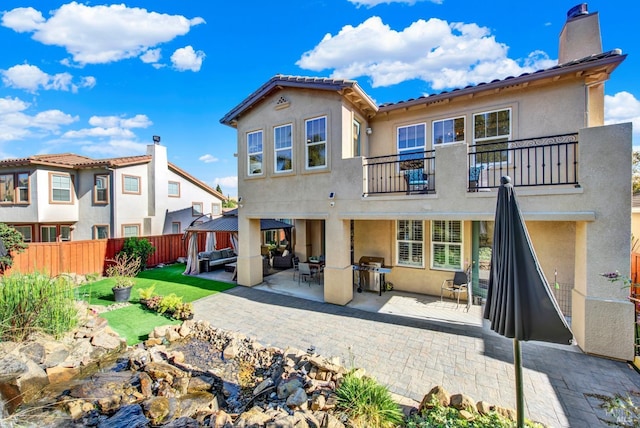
{"left": 152, "top": 135, "right": 161, "bottom": 143}
{"left": 238, "top": 196, "right": 243, "bottom": 203}
{"left": 328, "top": 192, "right": 335, "bottom": 199}
{"left": 366, "top": 127, "right": 372, "bottom": 135}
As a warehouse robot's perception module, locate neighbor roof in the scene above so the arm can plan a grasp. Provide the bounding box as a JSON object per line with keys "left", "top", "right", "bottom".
{"left": 220, "top": 74, "right": 378, "bottom": 126}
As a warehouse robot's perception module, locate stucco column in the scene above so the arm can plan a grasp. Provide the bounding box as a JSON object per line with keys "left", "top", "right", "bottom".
{"left": 237, "top": 215, "right": 263, "bottom": 287}
{"left": 572, "top": 124, "right": 634, "bottom": 360}
{"left": 323, "top": 218, "right": 353, "bottom": 305}
{"left": 294, "top": 219, "right": 311, "bottom": 261}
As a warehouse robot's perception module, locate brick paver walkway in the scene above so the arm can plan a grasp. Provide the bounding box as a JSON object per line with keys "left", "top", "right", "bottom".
{"left": 194, "top": 286, "right": 640, "bottom": 427}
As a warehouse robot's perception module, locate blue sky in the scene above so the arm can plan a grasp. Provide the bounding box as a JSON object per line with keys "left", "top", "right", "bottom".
{"left": 1, "top": 0, "right": 638, "bottom": 198}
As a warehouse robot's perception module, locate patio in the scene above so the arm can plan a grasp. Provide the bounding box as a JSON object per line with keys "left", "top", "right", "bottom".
{"left": 198, "top": 265, "right": 485, "bottom": 328}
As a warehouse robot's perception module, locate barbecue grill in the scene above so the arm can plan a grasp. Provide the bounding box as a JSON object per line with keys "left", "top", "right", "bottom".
{"left": 353, "top": 256, "right": 391, "bottom": 295}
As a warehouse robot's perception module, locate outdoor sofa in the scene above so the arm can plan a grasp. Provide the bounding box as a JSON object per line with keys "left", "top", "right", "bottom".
{"left": 197, "top": 248, "right": 237, "bottom": 270}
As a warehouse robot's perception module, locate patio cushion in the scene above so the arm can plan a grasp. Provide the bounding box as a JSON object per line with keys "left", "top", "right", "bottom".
{"left": 211, "top": 250, "right": 224, "bottom": 260}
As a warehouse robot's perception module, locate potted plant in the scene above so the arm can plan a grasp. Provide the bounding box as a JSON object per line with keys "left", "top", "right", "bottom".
{"left": 105, "top": 253, "right": 141, "bottom": 302}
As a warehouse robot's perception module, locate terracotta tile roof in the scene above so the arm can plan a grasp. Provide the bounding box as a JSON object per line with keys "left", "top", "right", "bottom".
{"left": 220, "top": 74, "right": 378, "bottom": 126}
{"left": 378, "top": 50, "right": 625, "bottom": 112}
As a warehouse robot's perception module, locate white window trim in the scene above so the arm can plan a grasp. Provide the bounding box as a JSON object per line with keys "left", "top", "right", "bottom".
{"left": 396, "top": 220, "right": 424, "bottom": 268}
{"left": 430, "top": 220, "right": 464, "bottom": 271}
{"left": 305, "top": 116, "right": 327, "bottom": 170}
{"left": 274, "top": 124, "right": 293, "bottom": 173}
{"left": 168, "top": 181, "right": 180, "bottom": 197}
{"left": 247, "top": 130, "right": 264, "bottom": 176}
{"left": 473, "top": 108, "right": 512, "bottom": 166}
{"left": 432, "top": 116, "right": 465, "bottom": 145}
{"left": 50, "top": 173, "right": 73, "bottom": 203}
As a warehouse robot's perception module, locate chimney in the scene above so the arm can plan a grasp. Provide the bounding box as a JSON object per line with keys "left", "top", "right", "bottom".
{"left": 558, "top": 3, "right": 602, "bottom": 64}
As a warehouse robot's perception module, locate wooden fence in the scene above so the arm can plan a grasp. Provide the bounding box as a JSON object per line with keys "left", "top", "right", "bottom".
{"left": 7, "top": 232, "right": 233, "bottom": 277}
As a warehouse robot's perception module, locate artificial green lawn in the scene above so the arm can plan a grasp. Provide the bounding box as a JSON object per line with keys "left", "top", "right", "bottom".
{"left": 76, "top": 263, "right": 235, "bottom": 344}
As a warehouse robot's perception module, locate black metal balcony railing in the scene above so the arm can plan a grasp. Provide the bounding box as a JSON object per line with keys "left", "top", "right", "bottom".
{"left": 363, "top": 150, "right": 436, "bottom": 196}
{"left": 468, "top": 133, "right": 579, "bottom": 190}
{"left": 362, "top": 134, "right": 579, "bottom": 196}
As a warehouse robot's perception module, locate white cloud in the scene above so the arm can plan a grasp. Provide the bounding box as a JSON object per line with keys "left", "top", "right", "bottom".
{"left": 80, "top": 139, "right": 147, "bottom": 157}
{"left": 1, "top": 63, "right": 96, "bottom": 93}
{"left": 1, "top": 3, "right": 205, "bottom": 66}
{"left": 171, "top": 46, "right": 205, "bottom": 72}
{"left": 65, "top": 114, "right": 152, "bottom": 139}
{"left": 605, "top": 91, "right": 640, "bottom": 144}
{"left": 214, "top": 176, "right": 238, "bottom": 193}
{"left": 347, "top": 0, "right": 441, "bottom": 7}
{"left": 0, "top": 96, "right": 77, "bottom": 142}
{"left": 140, "top": 48, "right": 161, "bottom": 64}
{"left": 199, "top": 154, "right": 218, "bottom": 163}
{"left": 296, "top": 16, "right": 555, "bottom": 90}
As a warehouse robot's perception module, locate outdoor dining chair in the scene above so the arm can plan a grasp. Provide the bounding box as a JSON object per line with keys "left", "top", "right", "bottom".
{"left": 298, "top": 262, "right": 317, "bottom": 286}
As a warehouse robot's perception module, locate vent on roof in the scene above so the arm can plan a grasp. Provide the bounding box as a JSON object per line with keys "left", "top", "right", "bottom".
{"left": 275, "top": 96, "right": 290, "bottom": 111}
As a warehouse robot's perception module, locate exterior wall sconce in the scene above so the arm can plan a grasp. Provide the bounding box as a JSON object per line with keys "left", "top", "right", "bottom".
{"left": 366, "top": 128, "right": 372, "bottom": 135}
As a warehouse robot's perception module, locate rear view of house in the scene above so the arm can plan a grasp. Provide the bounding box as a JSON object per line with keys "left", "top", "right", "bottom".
{"left": 221, "top": 5, "right": 633, "bottom": 361}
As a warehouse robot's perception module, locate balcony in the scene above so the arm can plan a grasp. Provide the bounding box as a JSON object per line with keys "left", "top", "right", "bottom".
{"left": 362, "top": 133, "right": 579, "bottom": 196}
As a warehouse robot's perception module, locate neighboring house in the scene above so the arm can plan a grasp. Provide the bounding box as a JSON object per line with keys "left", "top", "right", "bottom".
{"left": 221, "top": 6, "right": 634, "bottom": 361}
{"left": 0, "top": 142, "right": 225, "bottom": 241}
{"left": 632, "top": 193, "right": 640, "bottom": 248}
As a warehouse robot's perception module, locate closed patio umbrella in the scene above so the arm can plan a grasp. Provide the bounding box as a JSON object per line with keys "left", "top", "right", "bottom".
{"left": 483, "top": 176, "right": 573, "bottom": 427}
{"left": 183, "top": 232, "right": 200, "bottom": 276}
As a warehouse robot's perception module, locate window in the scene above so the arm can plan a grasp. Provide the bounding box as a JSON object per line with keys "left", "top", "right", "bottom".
{"left": 122, "top": 224, "right": 140, "bottom": 237}
{"left": 353, "top": 119, "right": 361, "bottom": 157}
{"left": 396, "top": 220, "right": 423, "bottom": 267}
{"left": 397, "top": 123, "right": 426, "bottom": 170}
{"left": 431, "top": 220, "right": 463, "bottom": 270}
{"left": 211, "top": 203, "right": 221, "bottom": 216}
{"left": 433, "top": 117, "right": 465, "bottom": 145}
{"left": 41, "top": 226, "right": 57, "bottom": 242}
{"left": 274, "top": 124, "right": 293, "bottom": 173}
{"left": 0, "top": 173, "right": 14, "bottom": 203}
{"left": 94, "top": 174, "right": 109, "bottom": 204}
{"left": 94, "top": 225, "right": 109, "bottom": 239}
{"left": 247, "top": 130, "right": 263, "bottom": 175}
{"left": 123, "top": 175, "right": 140, "bottom": 194}
{"left": 50, "top": 173, "right": 72, "bottom": 203}
{"left": 305, "top": 116, "right": 327, "bottom": 169}
{"left": 171, "top": 222, "right": 181, "bottom": 234}
{"left": 13, "top": 225, "right": 32, "bottom": 242}
{"left": 60, "top": 225, "right": 71, "bottom": 241}
{"left": 192, "top": 202, "right": 203, "bottom": 217}
{"left": 17, "top": 172, "right": 29, "bottom": 203}
{"left": 168, "top": 181, "right": 180, "bottom": 197}
{"left": 473, "top": 108, "right": 511, "bottom": 163}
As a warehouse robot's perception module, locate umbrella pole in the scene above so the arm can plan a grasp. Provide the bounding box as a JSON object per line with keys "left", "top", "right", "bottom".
{"left": 513, "top": 339, "right": 525, "bottom": 427}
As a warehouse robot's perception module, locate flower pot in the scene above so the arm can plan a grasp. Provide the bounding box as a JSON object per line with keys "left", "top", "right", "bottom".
{"left": 112, "top": 286, "right": 133, "bottom": 302}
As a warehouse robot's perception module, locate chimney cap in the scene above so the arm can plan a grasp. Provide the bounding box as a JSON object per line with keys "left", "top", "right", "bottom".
{"left": 152, "top": 135, "right": 161, "bottom": 144}
{"left": 567, "top": 3, "right": 588, "bottom": 20}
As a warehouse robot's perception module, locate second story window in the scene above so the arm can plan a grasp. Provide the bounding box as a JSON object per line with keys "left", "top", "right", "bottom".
{"left": 274, "top": 124, "right": 293, "bottom": 173}
{"left": 397, "top": 123, "right": 426, "bottom": 170}
{"left": 473, "top": 108, "right": 511, "bottom": 164}
{"left": 247, "top": 130, "right": 263, "bottom": 176}
{"left": 94, "top": 174, "right": 109, "bottom": 204}
{"left": 50, "top": 173, "right": 72, "bottom": 203}
{"left": 168, "top": 181, "right": 180, "bottom": 197}
{"left": 17, "top": 172, "right": 29, "bottom": 203}
{"left": 123, "top": 175, "right": 141, "bottom": 194}
{"left": 433, "top": 117, "right": 465, "bottom": 145}
{"left": 0, "top": 173, "right": 15, "bottom": 203}
{"left": 305, "top": 116, "right": 327, "bottom": 169}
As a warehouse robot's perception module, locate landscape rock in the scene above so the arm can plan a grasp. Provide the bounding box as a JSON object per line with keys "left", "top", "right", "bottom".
{"left": 286, "top": 387, "right": 309, "bottom": 409}
{"left": 450, "top": 392, "right": 475, "bottom": 411}
{"left": 98, "top": 404, "right": 149, "bottom": 428}
{"left": 419, "top": 385, "right": 451, "bottom": 411}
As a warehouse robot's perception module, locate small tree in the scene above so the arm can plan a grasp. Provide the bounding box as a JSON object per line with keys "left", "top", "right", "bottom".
{"left": 119, "top": 237, "right": 155, "bottom": 272}
{"left": 0, "top": 223, "right": 28, "bottom": 274}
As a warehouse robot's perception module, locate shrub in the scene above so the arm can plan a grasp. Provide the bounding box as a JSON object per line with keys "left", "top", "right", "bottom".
{"left": 105, "top": 253, "right": 141, "bottom": 288}
{"left": 173, "top": 302, "right": 194, "bottom": 320}
{"left": 0, "top": 272, "right": 77, "bottom": 341}
{"left": 157, "top": 293, "right": 183, "bottom": 314}
{"left": 119, "top": 237, "right": 156, "bottom": 271}
{"left": 335, "top": 371, "right": 404, "bottom": 428}
{"left": 0, "top": 223, "right": 28, "bottom": 274}
{"left": 137, "top": 284, "right": 156, "bottom": 301}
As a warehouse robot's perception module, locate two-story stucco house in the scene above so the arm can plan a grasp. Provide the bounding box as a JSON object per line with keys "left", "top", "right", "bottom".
{"left": 0, "top": 142, "right": 226, "bottom": 242}
{"left": 221, "top": 7, "right": 633, "bottom": 361}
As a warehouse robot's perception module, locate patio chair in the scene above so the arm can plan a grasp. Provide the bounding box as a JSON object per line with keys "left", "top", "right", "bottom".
{"left": 298, "top": 262, "right": 317, "bottom": 286}
{"left": 469, "top": 165, "right": 485, "bottom": 191}
{"left": 292, "top": 256, "right": 300, "bottom": 280}
{"left": 441, "top": 269, "right": 470, "bottom": 309}
{"left": 404, "top": 168, "right": 429, "bottom": 194}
